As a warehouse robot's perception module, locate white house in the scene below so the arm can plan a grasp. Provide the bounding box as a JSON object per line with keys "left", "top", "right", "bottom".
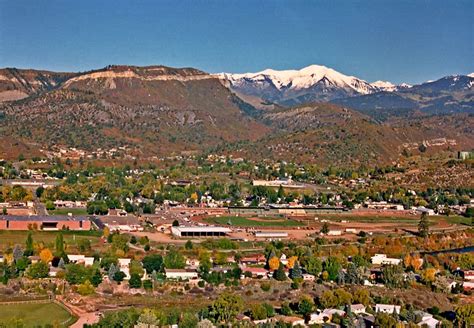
{"left": 280, "top": 254, "right": 288, "bottom": 266}
{"left": 371, "top": 254, "right": 401, "bottom": 266}
{"left": 118, "top": 258, "right": 131, "bottom": 279}
{"left": 165, "top": 269, "right": 198, "bottom": 280}
{"left": 309, "top": 309, "right": 345, "bottom": 324}
{"left": 67, "top": 255, "right": 95, "bottom": 266}
{"left": 350, "top": 304, "right": 366, "bottom": 314}
{"left": 327, "top": 230, "right": 342, "bottom": 236}
{"left": 375, "top": 304, "right": 401, "bottom": 314}
{"left": 418, "top": 316, "right": 440, "bottom": 328}
{"left": 302, "top": 273, "right": 316, "bottom": 281}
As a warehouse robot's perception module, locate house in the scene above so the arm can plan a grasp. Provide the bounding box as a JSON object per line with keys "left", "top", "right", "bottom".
{"left": 241, "top": 267, "right": 268, "bottom": 279}
{"left": 463, "top": 270, "right": 474, "bottom": 281}
{"left": 375, "top": 304, "right": 401, "bottom": 314}
{"left": 165, "top": 269, "right": 199, "bottom": 280}
{"left": 371, "top": 254, "right": 401, "bottom": 266}
{"left": 67, "top": 255, "right": 94, "bottom": 266}
{"left": 185, "top": 259, "right": 200, "bottom": 269}
{"left": 327, "top": 230, "right": 342, "bottom": 236}
{"left": 415, "top": 206, "right": 435, "bottom": 216}
{"left": 309, "top": 309, "right": 345, "bottom": 324}
{"left": 118, "top": 258, "right": 131, "bottom": 279}
{"left": 350, "top": 304, "right": 366, "bottom": 314}
{"left": 302, "top": 273, "right": 316, "bottom": 281}
{"left": 240, "top": 254, "right": 266, "bottom": 265}
{"left": 463, "top": 281, "right": 474, "bottom": 291}
{"left": 254, "top": 316, "right": 306, "bottom": 327}
{"left": 280, "top": 254, "right": 288, "bottom": 265}
{"left": 416, "top": 312, "right": 440, "bottom": 328}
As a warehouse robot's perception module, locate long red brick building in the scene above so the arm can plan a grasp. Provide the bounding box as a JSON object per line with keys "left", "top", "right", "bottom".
{"left": 0, "top": 215, "right": 91, "bottom": 231}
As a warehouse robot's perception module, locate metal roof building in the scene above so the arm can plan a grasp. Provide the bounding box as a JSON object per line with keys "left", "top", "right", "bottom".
{"left": 171, "top": 226, "right": 231, "bottom": 237}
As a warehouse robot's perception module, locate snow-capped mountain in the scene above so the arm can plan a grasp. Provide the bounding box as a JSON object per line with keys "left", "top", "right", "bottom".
{"left": 217, "top": 65, "right": 383, "bottom": 106}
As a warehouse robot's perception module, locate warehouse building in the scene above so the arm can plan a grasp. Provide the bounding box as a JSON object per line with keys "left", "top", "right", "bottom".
{"left": 171, "top": 226, "right": 231, "bottom": 237}
{"left": 254, "top": 231, "right": 288, "bottom": 239}
{"left": 0, "top": 215, "right": 91, "bottom": 231}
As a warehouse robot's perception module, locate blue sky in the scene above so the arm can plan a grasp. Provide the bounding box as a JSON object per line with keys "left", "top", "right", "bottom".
{"left": 0, "top": 0, "right": 472, "bottom": 84}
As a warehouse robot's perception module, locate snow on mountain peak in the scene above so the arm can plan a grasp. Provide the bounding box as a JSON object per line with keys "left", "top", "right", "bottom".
{"left": 468, "top": 73, "right": 474, "bottom": 78}
{"left": 371, "top": 80, "right": 396, "bottom": 92}
{"left": 217, "top": 64, "right": 375, "bottom": 94}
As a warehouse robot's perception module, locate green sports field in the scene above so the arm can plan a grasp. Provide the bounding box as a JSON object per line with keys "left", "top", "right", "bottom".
{"left": 0, "top": 302, "right": 76, "bottom": 327}
{"left": 203, "top": 216, "right": 305, "bottom": 227}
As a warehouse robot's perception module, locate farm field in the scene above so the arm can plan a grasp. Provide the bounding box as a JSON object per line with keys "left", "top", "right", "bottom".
{"left": 203, "top": 216, "right": 305, "bottom": 227}
{"left": 0, "top": 230, "right": 103, "bottom": 251}
{"left": 48, "top": 208, "right": 88, "bottom": 216}
{"left": 0, "top": 302, "right": 76, "bottom": 327}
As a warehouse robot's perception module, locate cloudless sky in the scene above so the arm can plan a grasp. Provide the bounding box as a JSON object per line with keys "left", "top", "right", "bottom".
{"left": 0, "top": 0, "right": 472, "bottom": 84}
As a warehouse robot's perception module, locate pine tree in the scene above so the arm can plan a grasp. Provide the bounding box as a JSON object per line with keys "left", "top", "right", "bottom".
{"left": 108, "top": 263, "right": 118, "bottom": 281}
{"left": 25, "top": 232, "right": 34, "bottom": 256}
{"left": 418, "top": 212, "right": 429, "bottom": 237}
{"left": 320, "top": 222, "right": 330, "bottom": 234}
{"left": 12, "top": 245, "right": 24, "bottom": 262}
{"left": 274, "top": 263, "right": 287, "bottom": 281}
{"left": 289, "top": 261, "right": 303, "bottom": 280}
{"left": 55, "top": 233, "right": 65, "bottom": 257}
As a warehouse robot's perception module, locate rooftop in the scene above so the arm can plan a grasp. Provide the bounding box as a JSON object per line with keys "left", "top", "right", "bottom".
{"left": 0, "top": 215, "right": 88, "bottom": 222}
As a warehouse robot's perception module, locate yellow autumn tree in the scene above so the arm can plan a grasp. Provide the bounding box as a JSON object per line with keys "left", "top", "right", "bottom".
{"left": 287, "top": 256, "right": 298, "bottom": 269}
{"left": 410, "top": 255, "right": 423, "bottom": 271}
{"left": 268, "top": 257, "right": 280, "bottom": 271}
{"left": 190, "top": 192, "right": 198, "bottom": 203}
{"left": 404, "top": 254, "right": 412, "bottom": 268}
{"left": 39, "top": 248, "right": 53, "bottom": 263}
{"left": 422, "top": 268, "right": 437, "bottom": 283}
{"left": 103, "top": 226, "right": 110, "bottom": 238}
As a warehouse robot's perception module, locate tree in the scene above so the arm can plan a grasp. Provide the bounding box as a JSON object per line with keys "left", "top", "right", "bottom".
{"left": 320, "top": 222, "right": 330, "bottom": 234}
{"left": 77, "top": 280, "right": 95, "bottom": 295}
{"left": 418, "top": 212, "right": 429, "bottom": 238}
{"left": 91, "top": 268, "right": 103, "bottom": 287}
{"left": 353, "top": 288, "right": 371, "bottom": 306}
{"left": 24, "top": 232, "right": 34, "bottom": 256}
{"left": 305, "top": 257, "right": 323, "bottom": 276}
{"left": 108, "top": 263, "right": 118, "bottom": 280}
{"left": 250, "top": 304, "right": 268, "bottom": 320}
{"left": 268, "top": 256, "right": 280, "bottom": 271}
{"left": 289, "top": 261, "right": 303, "bottom": 280}
{"left": 287, "top": 256, "right": 298, "bottom": 269}
{"left": 298, "top": 295, "right": 314, "bottom": 317}
{"left": 164, "top": 248, "right": 185, "bottom": 269}
{"left": 12, "top": 245, "right": 23, "bottom": 262}
{"left": 142, "top": 254, "right": 163, "bottom": 274}
{"left": 210, "top": 293, "right": 244, "bottom": 323}
{"left": 55, "top": 233, "right": 65, "bottom": 257}
{"left": 129, "top": 273, "right": 142, "bottom": 288}
{"left": 324, "top": 256, "right": 341, "bottom": 281}
{"left": 45, "top": 201, "right": 55, "bottom": 211}
{"left": 455, "top": 304, "right": 474, "bottom": 327}
{"left": 320, "top": 290, "right": 337, "bottom": 308}
{"left": 26, "top": 261, "right": 49, "bottom": 278}
{"left": 39, "top": 248, "right": 53, "bottom": 263}
{"left": 113, "top": 271, "right": 126, "bottom": 283}
{"left": 172, "top": 220, "right": 180, "bottom": 227}
{"left": 273, "top": 263, "right": 287, "bottom": 281}
{"left": 185, "top": 240, "right": 193, "bottom": 250}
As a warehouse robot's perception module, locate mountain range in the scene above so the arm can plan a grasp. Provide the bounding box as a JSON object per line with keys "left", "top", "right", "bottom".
{"left": 0, "top": 64, "right": 472, "bottom": 166}
{"left": 218, "top": 65, "right": 474, "bottom": 120}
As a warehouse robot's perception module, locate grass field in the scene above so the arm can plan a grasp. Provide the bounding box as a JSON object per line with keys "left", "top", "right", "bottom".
{"left": 48, "top": 208, "right": 88, "bottom": 216}
{"left": 204, "top": 216, "right": 305, "bottom": 227}
{"left": 0, "top": 230, "right": 102, "bottom": 251}
{"left": 0, "top": 302, "right": 76, "bottom": 327}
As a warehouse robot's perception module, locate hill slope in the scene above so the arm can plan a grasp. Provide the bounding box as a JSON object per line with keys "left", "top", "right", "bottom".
{"left": 0, "top": 65, "right": 269, "bottom": 157}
